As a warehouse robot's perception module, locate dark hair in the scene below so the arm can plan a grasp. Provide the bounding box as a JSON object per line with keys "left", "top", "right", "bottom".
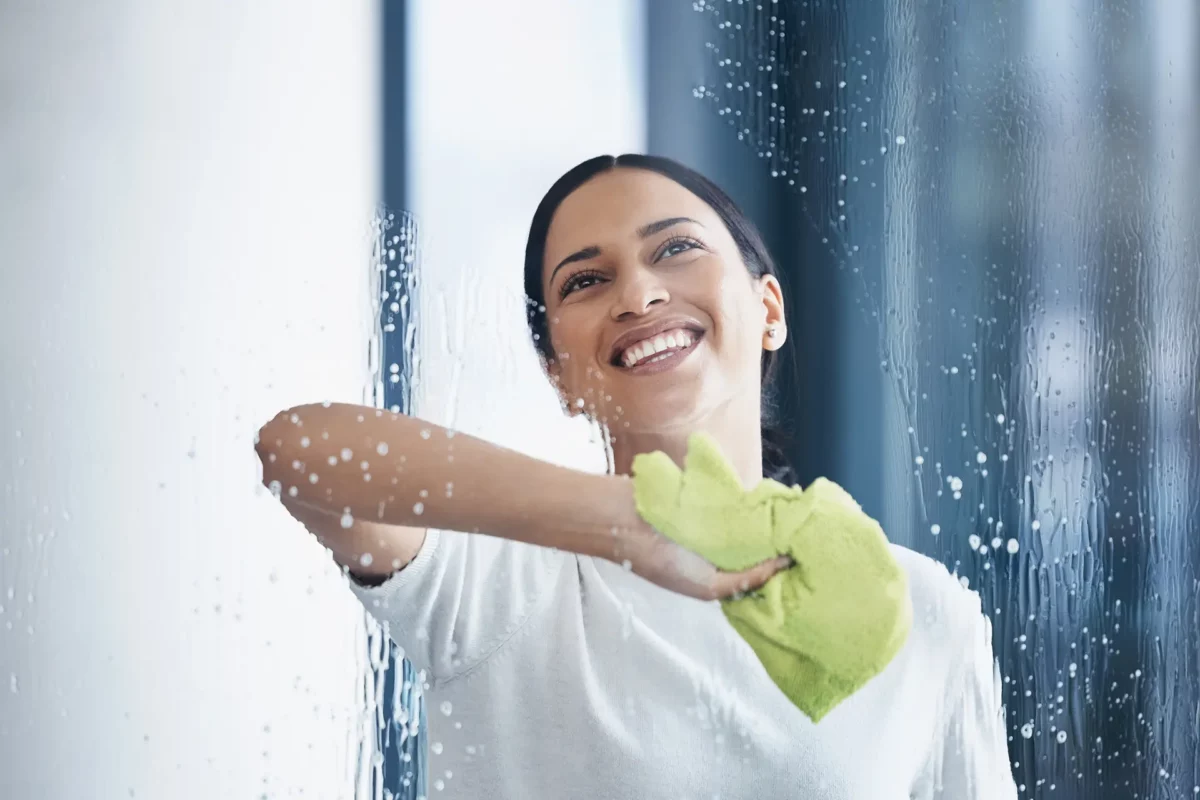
{"left": 523, "top": 154, "right": 797, "bottom": 486}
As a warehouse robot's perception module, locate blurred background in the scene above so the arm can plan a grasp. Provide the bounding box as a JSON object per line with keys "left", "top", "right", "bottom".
{"left": 3, "top": 1, "right": 1197, "bottom": 798}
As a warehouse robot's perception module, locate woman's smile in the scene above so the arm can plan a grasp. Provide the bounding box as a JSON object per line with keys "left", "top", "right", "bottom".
{"left": 614, "top": 329, "right": 704, "bottom": 375}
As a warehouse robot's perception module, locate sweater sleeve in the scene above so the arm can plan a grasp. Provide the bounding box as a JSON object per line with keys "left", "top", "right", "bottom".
{"left": 346, "top": 529, "right": 568, "bottom": 683}
{"left": 912, "top": 592, "right": 1018, "bottom": 799}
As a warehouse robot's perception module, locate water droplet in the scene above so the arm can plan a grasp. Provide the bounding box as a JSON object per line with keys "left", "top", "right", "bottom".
{"left": 340, "top": 448, "right": 353, "bottom": 461}
{"left": 996, "top": 414, "right": 1006, "bottom": 424}
{"left": 413, "top": 502, "right": 425, "bottom": 516}
{"left": 341, "top": 511, "right": 354, "bottom": 529}
{"left": 1031, "top": 520, "right": 1041, "bottom": 531}
{"left": 895, "top": 134, "right": 907, "bottom": 145}
{"left": 976, "top": 452, "right": 988, "bottom": 464}
{"left": 1021, "top": 723, "right": 1034, "bottom": 739}
{"left": 440, "top": 701, "right": 453, "bottom": 716}
{"left": 968, "top": 534, "right": 981, "bottom": 550}
{"left": 1006, "top": 539, "right": 1020, "bottom": 554}
{"left": 930, "top": 524, "right": 941, "bottom": 536}
{"left": 376, "top": 442, "right": 389, "bottom": 456}
{"left": 300, "top": 436, "right": 310, "bottom": 448}
{"left": 948, "top": 476, "right": 963, "bottom": 492}
{"left": 419, "top": 429, "right": 432, "bottom": 440}
{"left": 1056, "top": 730, "right": 1068, "bottom": 744}
{"left": 308, "top": 473, "right": 319, "bottom": 484}
{"left": 430, "top": 741, "right": 443, "bottom": 755}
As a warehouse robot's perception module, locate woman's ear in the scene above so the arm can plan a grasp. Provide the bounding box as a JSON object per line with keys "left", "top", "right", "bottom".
{"left": 758, "top": 274, "right": 788, "bottom": 350}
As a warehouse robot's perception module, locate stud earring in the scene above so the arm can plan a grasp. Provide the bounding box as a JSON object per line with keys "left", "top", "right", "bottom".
{"left": 766, "top": 326, "right": 780, "bottom": 339}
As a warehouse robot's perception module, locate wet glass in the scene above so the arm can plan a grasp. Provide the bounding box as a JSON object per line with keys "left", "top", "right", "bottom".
{"left": 698, "top": 0, "right": 1200, "bottom": 796}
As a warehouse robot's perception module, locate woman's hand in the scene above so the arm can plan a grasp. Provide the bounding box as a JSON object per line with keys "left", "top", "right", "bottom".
{"left": 630, "top": 431, "right": 913, "bottom": 721}
{"left": 612, "top": 516, "right": 792, "bottom": 601}
{"left": 625, "top": 432, "right": 788, "bottom": 602}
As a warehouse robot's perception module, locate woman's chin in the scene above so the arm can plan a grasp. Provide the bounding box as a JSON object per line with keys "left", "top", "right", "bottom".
{"left": 603, "top": 397, "right": 708, "bottom": 436}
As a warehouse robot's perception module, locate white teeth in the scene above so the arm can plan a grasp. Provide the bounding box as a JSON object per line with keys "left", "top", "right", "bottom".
{"left": 619, "top": 328, "right": 696, "bottom": 368}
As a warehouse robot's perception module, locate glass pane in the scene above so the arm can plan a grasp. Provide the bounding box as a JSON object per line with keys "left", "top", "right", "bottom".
{"left": 701, "top": 0, "right": 1200, "bottom": 796}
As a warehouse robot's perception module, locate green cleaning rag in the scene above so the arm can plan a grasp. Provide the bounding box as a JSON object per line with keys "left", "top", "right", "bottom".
{"left": 631, "top": 433, "right": 913, "bottom": 722}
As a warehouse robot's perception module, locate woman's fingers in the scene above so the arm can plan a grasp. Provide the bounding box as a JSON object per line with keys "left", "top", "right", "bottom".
{"left": 710, "top": 555, "right": 793, "bottom": 600}
{"left": 624, "top": 524, "right": 793, "bottom": 602}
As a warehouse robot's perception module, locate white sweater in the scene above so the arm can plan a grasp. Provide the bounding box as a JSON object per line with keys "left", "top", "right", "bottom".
{"left": 349, "top": 529, "right": 1018, "bottom": 799}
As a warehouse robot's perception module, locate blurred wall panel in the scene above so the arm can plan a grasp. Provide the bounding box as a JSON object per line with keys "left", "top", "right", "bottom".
{"left": 405, "top": 0, "right": 646, "bottom": 470}
{"left": 0, "top": 3, "right": 382, "bottom": 797}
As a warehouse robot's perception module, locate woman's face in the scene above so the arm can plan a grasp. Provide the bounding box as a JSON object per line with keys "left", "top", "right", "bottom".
{"left": 540, "top": 167, "right": 785, "bottom": 433}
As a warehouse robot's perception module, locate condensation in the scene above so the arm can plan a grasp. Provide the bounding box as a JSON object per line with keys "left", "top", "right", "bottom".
{"left": 700, "top": 0, "right": 1199, "bottom": 797}
{"left": 367, "top": 209, "right": 427, "bottom": 799}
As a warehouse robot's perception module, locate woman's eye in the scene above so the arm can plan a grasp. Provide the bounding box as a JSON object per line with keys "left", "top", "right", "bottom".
{"left": 561, "top": 272, "right": 602, "bottom": 297}
{"left": 659, "top": 239, "right": 698, "bottom": 259}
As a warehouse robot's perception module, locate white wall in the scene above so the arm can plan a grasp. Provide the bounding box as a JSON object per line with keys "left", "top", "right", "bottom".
{"left": 1, "top": 3, "right": 381, "bottom": 798}
{"left": 407, "top": 0, "right": 647, "bottom": 472}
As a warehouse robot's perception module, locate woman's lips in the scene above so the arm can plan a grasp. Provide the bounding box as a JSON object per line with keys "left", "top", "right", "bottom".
{"left": 616, "top": 332, "right": 703, "bottom": 376}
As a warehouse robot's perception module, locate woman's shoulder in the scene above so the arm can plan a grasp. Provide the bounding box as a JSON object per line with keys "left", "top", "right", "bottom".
{"left": 889, "top": 543, "right": 982, "bottom": 609}
{"left": 888, "top": 544, "right": 990, "bottom": 653}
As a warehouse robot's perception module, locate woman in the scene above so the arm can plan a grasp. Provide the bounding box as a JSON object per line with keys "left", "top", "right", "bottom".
{"left": 256, "top": 155, "right": 1017, "bottom": 798}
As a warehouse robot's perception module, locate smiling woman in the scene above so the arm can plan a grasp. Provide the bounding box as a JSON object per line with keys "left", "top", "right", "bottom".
{"left": 524, "top": 154, "right": 791, "bottom": 487}
{"left": 256, "top": 154, "right": 1017, "bottom": 799}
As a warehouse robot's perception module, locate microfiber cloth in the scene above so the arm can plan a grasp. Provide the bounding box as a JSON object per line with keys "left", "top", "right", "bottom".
{"left": 632, "top": 433, "right": 913, "bottom": 722}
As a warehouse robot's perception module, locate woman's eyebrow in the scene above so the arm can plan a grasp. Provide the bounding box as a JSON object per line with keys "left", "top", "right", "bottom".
{"left": 550, "top": 246, "right": 601, "bottom": 284}
{"left": 636, "top": 216, "right": 702, "bottom": 238}
{"left": 550, "top": 217, "right": 704, "bottom": 285}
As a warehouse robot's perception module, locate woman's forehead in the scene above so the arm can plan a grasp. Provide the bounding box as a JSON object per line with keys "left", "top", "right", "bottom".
{"left": 544, "top": 169, "right": 720, "bottom": 258}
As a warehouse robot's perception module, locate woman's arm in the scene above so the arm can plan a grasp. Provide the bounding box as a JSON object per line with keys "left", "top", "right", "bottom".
{"left": 272, "top": 494, "right": 425, "bottom": 580}
{"left": 255, "top": 402, "right": 786, "bottom": 599}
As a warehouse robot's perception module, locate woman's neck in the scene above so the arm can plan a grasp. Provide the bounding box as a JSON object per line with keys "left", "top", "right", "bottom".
{"left": 606, "top": 399, "right": 764, "bottom": 489}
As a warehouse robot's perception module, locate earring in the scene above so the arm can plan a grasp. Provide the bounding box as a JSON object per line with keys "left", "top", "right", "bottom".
{"left": 766, "top": 326, "right": 780, "bottom": 339}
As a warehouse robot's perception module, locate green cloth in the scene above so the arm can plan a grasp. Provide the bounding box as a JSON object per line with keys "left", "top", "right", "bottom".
{"left": 631, "top": 433, "right": 912, "bottom": 722}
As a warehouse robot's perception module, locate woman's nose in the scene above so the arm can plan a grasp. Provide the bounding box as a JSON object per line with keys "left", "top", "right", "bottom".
{"left": 611, "top": 269, "right": 669, "bottom": 320}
